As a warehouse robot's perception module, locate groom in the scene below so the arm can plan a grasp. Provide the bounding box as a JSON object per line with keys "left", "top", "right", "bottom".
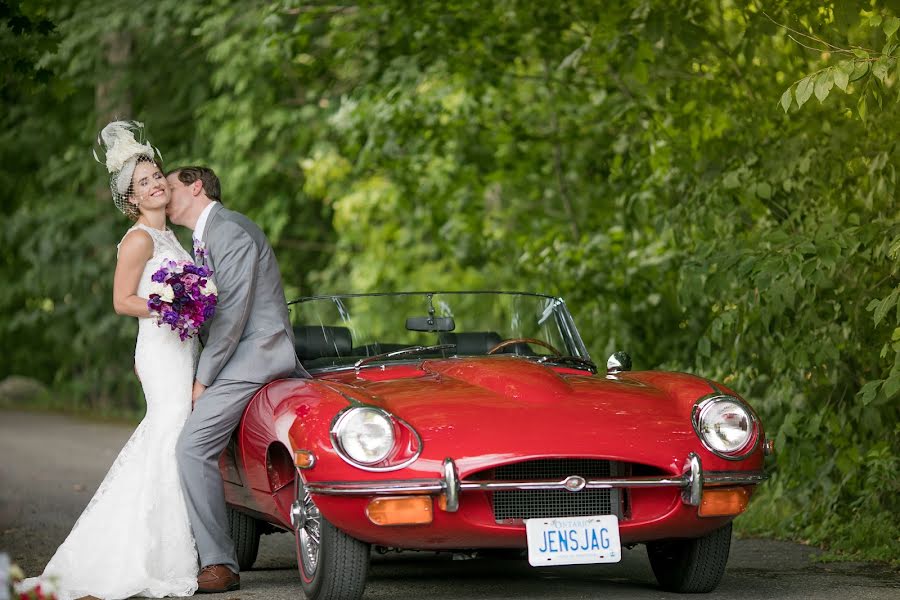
{"left": 166, "top": 166, "right": 309, "bottom": 592}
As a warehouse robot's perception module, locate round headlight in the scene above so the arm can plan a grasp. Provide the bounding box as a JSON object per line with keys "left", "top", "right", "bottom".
{"left": 333, "top": 407, "right": 395, "bottom": 466}
{"left": 694, "top": 397, "right": 755, "bottom": 458}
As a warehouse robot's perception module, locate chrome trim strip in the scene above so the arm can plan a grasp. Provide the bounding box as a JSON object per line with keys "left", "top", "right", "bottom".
{"left": 306, "top": 479, "right": 443, "bottom": 495}
{"left": 704, "top": 472, "right": 768, "bottom": 485}
{"left": 458, "top": 476, "right": 687, "bottom": 491}
{"left": 303, "top": 470, "right": 767, "bottom": 496}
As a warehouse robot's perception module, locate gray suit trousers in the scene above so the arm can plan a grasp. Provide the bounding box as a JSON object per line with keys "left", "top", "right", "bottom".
{"left": 176, "top": 379, "right": 262, "bottom": 572}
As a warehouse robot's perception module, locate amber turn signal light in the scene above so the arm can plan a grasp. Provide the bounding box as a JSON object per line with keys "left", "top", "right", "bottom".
{"left": 366, "top": 496, "right": 433, "bottom": 526}
{"left": 698, "top": 487, "right": 750, "bottom": 517}
{"left": 294, "top": 450, "right": 316, "bottom": 469}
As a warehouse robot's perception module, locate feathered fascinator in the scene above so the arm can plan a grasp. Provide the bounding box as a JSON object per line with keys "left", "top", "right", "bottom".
{"left": 93, "top": 120, "right": 162, "bottom": 217}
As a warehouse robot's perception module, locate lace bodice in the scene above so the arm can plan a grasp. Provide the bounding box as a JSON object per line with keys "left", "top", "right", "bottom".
{"left": 119, "top": 224, "right": 193, "bottom": 299}
{"left": 123, "top": 223, "right": 200, "bottom": 368}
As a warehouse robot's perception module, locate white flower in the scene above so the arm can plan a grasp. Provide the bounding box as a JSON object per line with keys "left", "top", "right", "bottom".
{"left": 159, "top": 286, "right": 175, "bottom": 302}
{"left": 149, "top": 281, "right": 166, "bottom": 296}
{"left": 202, "top": 280, "right": 217, "bottom": 295}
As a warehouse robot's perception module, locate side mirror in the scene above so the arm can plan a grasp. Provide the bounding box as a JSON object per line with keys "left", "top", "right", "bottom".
{"left": 606, "top": 351, "right": 632, "bottom": 375}
{"left": 406, "top": 316, "right": 456, "bottom": 332}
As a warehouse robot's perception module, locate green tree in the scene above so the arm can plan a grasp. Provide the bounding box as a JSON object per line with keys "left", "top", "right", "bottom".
{"left": 2, "top": 0, "right": 897, "bottom": 561}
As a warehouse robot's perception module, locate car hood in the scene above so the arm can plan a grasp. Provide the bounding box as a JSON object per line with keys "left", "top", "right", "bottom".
{"left": 322, "top": 356, "right": 719, "bottom": 473}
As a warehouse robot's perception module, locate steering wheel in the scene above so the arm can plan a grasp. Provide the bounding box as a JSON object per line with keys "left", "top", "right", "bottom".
{"left": 487, "top": 337, "right": 562, "bottom": 356}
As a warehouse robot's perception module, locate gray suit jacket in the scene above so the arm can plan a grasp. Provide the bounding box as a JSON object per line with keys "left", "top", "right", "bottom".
{"left": 195, "top": 203, "right": 308, "bottom": 386}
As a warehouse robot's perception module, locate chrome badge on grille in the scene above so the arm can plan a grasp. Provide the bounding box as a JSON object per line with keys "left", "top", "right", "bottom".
{"left": 564, "top": 475, "right": 587, "bottom": 492}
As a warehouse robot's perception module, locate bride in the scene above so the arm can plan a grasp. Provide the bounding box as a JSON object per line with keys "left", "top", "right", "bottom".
{"left": 19, "top": 121, "right": 199, "bottom": 599}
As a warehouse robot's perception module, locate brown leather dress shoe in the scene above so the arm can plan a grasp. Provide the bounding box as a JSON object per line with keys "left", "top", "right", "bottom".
{"left": 197, "top": 564, "right": 240, "bottom": 593}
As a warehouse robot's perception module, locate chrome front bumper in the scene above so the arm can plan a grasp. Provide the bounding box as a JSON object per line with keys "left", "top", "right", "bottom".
{"left": 303, "top": 453, "right": 767, "bottom": 512}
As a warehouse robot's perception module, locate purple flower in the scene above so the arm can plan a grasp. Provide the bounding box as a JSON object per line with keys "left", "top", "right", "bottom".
{"left": 193, "top": 240, "right": 208, "bottom": 261}
{"left": 145, "top": 259, "right": 218, "bottom": 340}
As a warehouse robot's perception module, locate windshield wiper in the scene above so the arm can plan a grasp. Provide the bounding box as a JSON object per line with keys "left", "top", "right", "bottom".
{"left": 537, "top": 355, "right": 597, "bottom": 374}
{"left": 354, "top": 344, "right": 456, "bottom": 370}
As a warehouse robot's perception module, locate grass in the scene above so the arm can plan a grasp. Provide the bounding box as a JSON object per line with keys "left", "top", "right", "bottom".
{"left": 735, "top": 486, "right": 900, "bottom": 567}
{"left": 0, "top": 376, "right": 143, "bottom": 425}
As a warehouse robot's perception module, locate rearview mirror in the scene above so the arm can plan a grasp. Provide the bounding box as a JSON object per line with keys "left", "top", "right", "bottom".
{"left": 406, "top": 316, "right": 456, "bottom": 332}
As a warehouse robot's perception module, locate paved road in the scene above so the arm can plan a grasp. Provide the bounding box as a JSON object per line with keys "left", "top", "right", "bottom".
{"left": 1, "top": 410, "right": 897, "bottom": 599}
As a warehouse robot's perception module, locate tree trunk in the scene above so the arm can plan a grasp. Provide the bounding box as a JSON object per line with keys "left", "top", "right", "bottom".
{"left": 95, "top": 31, "right": 133, "bottom": 201}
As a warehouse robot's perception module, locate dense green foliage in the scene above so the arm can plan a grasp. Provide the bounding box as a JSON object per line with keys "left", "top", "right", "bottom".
{"left": 2, "top": 0, "right": 897, "bottom": 561}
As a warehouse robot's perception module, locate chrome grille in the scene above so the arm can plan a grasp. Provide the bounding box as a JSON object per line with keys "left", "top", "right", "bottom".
{"left": 494, "top": 459, "right": 613, "bottom": 480}
{"left": 484, "top": 459, "right": 623, "bottom": 523}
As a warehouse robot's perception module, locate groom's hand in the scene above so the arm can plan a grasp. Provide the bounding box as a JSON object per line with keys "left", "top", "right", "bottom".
{"left": 192, "top": 380, "right": 207, "bottom": 407}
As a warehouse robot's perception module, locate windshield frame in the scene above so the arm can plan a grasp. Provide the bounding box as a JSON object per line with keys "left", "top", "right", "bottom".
{"left": 288, "top": 291, "right": 591, "bottom": 373}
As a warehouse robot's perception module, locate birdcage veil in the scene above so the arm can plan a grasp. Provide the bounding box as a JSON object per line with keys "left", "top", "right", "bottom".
{"left": 92, "top": 120, "right": 162, "bottom": 218}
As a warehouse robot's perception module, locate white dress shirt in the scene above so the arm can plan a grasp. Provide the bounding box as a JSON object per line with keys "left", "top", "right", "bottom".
{"left": 193, "top": 201, "right": 219, "bottom": 244}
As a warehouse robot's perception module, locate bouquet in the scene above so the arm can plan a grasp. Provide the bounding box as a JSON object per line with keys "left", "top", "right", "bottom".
{"left": 147, "top": 259, "right": 218, "bottom": 340}
{"left": 5, "top": 555, "right": 58, "bottom": 600}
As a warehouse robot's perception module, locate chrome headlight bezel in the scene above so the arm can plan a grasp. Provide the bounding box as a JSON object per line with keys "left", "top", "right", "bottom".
{"left": 330, "top": 406, "right": 422, "bottom": 472}
{"left": 691, "top": 394, "right": 759, "bottom": 460}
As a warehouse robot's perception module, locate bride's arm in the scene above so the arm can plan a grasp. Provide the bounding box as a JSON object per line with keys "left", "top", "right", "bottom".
{"left": 113, "top": 229, "right": 154, "bottom": 318}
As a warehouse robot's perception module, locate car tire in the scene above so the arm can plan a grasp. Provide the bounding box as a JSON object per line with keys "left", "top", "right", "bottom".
{"left": 227, "top": 505, "right": 261, "bottom": 571}
{"left": 646, "top": 522, "right": 732, "bottom": 593}
{"left": 294, "top": 479, "right": 370, "bottom": 600}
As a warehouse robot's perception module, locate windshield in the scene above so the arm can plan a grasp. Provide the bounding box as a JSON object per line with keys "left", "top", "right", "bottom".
{"left": 289, "top": 291, "right": 590, "bottom": 372}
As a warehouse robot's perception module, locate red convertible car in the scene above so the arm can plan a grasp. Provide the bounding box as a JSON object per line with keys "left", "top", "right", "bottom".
{"left": 221, "top": 291, "right": 770, "bottom": 599}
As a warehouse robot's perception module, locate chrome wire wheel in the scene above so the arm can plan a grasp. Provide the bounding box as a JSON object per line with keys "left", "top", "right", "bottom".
{"left": 295, "top": 485, "right": 322, "bottom": 579}
{"left": 292, "top": 474, "right": 371, "bottom": 600}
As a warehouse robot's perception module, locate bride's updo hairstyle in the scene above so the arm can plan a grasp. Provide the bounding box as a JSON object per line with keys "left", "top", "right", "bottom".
{"left": 93, "top": 120, "right": 163, "bottom": 221}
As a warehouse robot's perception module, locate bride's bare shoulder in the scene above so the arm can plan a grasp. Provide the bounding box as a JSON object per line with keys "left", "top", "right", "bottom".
{"left": 117, "top": 226, "right": 154, "bottom": 260}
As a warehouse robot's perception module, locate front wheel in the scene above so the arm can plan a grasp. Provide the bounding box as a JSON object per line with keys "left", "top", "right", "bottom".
{"left": 293, "top": 477, "right": 370, "bottom": 600}
{"left": 646, "top": 522, "right": 732, "bottom": 593}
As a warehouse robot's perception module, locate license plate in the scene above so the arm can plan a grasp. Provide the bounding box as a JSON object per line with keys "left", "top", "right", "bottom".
{"left": 525, "top": 515, "right": 621, "bottom": 566}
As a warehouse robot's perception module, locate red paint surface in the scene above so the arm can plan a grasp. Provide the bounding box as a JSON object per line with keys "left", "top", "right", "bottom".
{"left": 223, "top": 356, "right": 765, "bottom": 548}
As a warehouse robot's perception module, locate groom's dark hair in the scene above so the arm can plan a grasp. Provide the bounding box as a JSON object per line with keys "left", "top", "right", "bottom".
{"left": 168, "top": 166, "right": 221, "bottom": 203}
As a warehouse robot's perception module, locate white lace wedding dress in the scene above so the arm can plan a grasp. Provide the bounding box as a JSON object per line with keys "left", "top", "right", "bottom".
{"left": 20, "top": 224, "right": 200, "bottom": 599}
